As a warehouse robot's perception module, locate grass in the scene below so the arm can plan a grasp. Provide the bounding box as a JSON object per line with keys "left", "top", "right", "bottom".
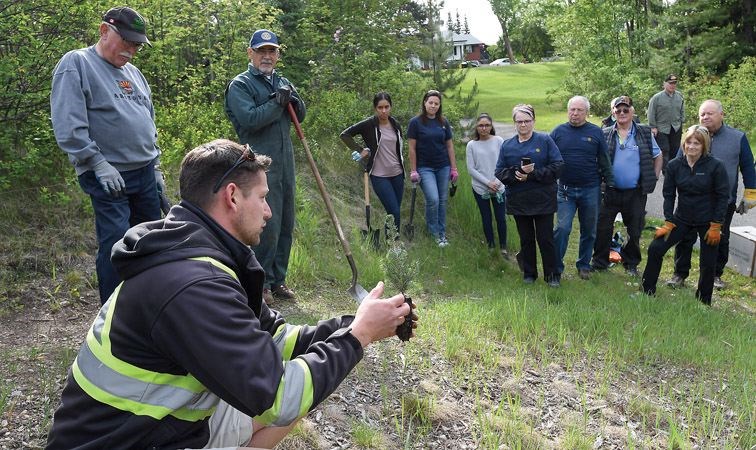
{"left": 2, "top": 62, "right": 754, "bottom": 448}
{"left": 458, "top": 61, "right": 609, "bottom": 131}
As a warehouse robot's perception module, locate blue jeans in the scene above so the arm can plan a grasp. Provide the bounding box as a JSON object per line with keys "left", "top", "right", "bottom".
{"left": 553, "top": 184, "right": 600, "bottom": 274}
{"left": 417, "top": 166, "right": 450, "bottom": 238}
{"left": 78, "top": 162, "right": 161, "bottom": 304}
{"left": 472, "top": 189, "right": 507, "bottom": 248}
{"left": 370, "top": 174, "right": 404, "bottom": 233}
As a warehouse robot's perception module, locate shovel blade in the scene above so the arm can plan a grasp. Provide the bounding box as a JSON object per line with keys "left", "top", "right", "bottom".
{"left": 403, "top": 224, "right": 415, "bottom": 241}
{"left": 348, "top": 283, "right": 369, "bottom": 304}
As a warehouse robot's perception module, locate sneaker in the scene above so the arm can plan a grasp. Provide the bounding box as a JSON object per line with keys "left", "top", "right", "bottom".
{"left": 272, "top": 284, "right": 296, "bottom": 299}
{"left": 713, "top": 276, "right": 725, "bottom": 290}
{"left": 548, "top": 278, "right": 561, "bottom": 288}
{"left": 523, "top": 277, "right": 536, "bottom": 284}
{"left": 262, "top": 288, "right": 274, "bottom": 305}
{"left": 437, "top": 236, "right": 449, "bottom": 248}
{"left": 578, "top": 269, "right": 591, "bottom": 280}
{"left": 625, "top": 267, "right": 639, "bottom": 277}
{"left": 665, "top": 274, "right": 685, "bottom": 288}
{"left": 500, "top": 249, "right": 510, "bottom": 260}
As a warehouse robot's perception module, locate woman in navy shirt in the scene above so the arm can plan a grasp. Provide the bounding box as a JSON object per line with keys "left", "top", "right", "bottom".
{"left": 496, "top": 104, "right": 564, "bottom": 286}
{"left": 408, "top": 90, "right": 457, "bottom": 247}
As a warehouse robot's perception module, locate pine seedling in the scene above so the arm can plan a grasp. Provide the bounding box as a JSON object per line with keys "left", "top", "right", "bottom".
{"left": 381, "top": 215, "right": 418, "bottom": 341}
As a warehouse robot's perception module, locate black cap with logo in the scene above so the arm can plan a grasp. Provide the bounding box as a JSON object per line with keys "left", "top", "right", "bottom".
{"left": 103, "top": 7, "right": 151, "bottom": 46}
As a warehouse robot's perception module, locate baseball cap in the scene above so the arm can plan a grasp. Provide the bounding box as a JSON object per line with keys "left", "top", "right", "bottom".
{"left": 665, "top": 74, "right": 678, "bottom": 83}
{"left": 250, "top": 29, "right": 280, "bottom": 49}
{"left": 103, "top": 7, "right": 151, "bottom": 46}
{"left": 611, "top": 95, "right": 633, "bottom": 108}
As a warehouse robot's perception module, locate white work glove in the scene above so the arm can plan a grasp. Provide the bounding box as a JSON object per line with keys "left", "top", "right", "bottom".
{"left": 93, "top": 160, "right": 125, "bottom": 197}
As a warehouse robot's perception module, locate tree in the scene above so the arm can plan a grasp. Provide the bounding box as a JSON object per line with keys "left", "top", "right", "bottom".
{"left": 488, "top": 0, "right": 520, "bottom": 64}
{"left": 463, "top": 15, "right": 470, "bottom": 34}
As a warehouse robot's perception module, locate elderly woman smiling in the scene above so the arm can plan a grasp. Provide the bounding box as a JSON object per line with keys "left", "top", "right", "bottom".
{"left": 641, "top": 125, "right": 729, "bottom": 305}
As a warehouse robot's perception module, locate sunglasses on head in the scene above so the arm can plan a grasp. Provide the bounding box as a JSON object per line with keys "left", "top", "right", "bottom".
{"left": 212, "top": 144, "right": 256, "bottom": 193}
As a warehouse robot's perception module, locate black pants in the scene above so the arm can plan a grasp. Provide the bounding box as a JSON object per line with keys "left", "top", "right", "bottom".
{"left": 656, "top": 127, "right": 682, "bottom": 172}
{"left": 643, "top": 222, "right": 719, "bottom": 304}
{"left": 592, "top": 187, "right": 647, "bottom": 270}
{"left": 514, "top": 214, "right": 557, "bottom": 281}
{"left": 673, "top": 202, "right": 736, "bottom": 278}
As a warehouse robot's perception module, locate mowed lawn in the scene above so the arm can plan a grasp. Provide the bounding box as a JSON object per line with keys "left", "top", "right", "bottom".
{"left": 458, "top": 61, "right": 597, "bottom": 132}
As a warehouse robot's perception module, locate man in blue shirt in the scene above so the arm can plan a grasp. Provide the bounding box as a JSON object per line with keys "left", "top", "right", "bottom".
{"left": 592, "top": 96, "right": 663, "bottom": 276}
{"left": 551, "top": 96, "right": 614, "bottom": 280}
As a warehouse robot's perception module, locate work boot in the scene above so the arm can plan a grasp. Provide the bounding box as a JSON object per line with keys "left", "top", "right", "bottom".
{"left": 272, "top": 284, "right": 296, "bottom": 299}
{"left": 713, "top": 277, "right": 725, "bottom": 290}
{"left": 665, "top": 274, "right": 685, "bottom": 288}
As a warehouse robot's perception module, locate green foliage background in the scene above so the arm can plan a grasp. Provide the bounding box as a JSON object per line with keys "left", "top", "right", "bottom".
{"left": 1, "top": 0, "right": 755, "bottom": 193}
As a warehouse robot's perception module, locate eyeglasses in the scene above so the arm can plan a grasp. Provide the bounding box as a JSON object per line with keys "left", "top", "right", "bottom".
{"left": 105, "top": 23, "right": 144, "bottom": 51}
{"left": 515, "top": 119, "right": 533, "bottom": 125}
{"left": 212, "top": 144, "right": 256, "bottom": 193}
{"left": 253, "top": 48, "right": 279, "bottom": 56}
{"left": 614, "top": 108, "right": 631, "bottom": 114}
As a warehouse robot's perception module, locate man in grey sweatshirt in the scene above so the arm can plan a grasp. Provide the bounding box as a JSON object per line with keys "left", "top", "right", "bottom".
{"left": 51, "top": 6, "right": 162, "bottom": 304}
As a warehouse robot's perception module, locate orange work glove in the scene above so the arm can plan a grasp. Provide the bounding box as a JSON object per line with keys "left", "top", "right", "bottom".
{"left": 654, "top": 221, "right": 676, "bottom": 239}
{"left": 744, "top": 188, "right": 756, "bottom": 210}
{"left": 704, "top": 222, "right": 722, "bottom": 246}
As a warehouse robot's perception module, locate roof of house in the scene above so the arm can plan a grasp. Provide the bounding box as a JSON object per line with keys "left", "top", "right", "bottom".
{"left": 451, "top": 32, "right": 484, "bottom": 45}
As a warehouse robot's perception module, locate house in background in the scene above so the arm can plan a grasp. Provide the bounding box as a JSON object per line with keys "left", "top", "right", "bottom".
{"left": 448, "top": 32, "right": 487, "bottom": 63}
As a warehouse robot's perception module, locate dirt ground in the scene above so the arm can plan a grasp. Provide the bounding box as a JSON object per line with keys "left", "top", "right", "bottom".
{"left": 0, "top": 256, "right": 748, "bottom": 449}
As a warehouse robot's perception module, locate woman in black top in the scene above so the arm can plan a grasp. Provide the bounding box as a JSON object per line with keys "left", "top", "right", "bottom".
{"left": 340, "top": 92, "right": 405, "bottom": 232}
{"left": 641, "top": 125, "right": 729, "bottom": 305}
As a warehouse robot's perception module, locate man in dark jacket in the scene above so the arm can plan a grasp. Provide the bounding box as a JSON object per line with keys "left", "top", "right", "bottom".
{"left": 225, "top": 29, "right": 305, "bottom": 304}
{"left": 591, "top": 96, "right": 663, "bottom": 276}
{"left": 46, "top": 139, "right": 415, "bottom": 449}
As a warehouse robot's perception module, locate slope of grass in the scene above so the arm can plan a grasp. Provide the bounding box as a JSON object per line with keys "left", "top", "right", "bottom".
{"left": 458, "top": 62, "right": 608, "bottom": 131}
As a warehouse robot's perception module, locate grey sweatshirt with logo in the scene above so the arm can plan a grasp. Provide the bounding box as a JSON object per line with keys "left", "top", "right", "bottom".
{"left": 51, "top": 46, "right": 158, "bottom": 176}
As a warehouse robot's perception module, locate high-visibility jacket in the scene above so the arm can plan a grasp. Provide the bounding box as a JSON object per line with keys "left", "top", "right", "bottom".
{"left": 46, "top": 201, "right": 363, "bottom": 449}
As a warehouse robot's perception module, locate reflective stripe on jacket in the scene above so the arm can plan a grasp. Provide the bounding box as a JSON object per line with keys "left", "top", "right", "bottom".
{"left": 72, "top": 256, "right": 313, "bottom": 427}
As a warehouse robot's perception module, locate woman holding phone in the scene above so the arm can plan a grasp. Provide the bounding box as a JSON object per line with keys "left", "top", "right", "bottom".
{"left": 495, "top": 104, "right": 564, "bottom": 286}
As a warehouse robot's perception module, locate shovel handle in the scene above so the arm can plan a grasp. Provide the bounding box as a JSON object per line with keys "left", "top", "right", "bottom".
{"left": 286, "top": 103, "right": 355, "bottom": 260}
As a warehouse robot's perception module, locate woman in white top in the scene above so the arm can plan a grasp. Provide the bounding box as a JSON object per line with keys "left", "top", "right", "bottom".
{"left": 466, "top": 113, "right": 508, "bottom": 256}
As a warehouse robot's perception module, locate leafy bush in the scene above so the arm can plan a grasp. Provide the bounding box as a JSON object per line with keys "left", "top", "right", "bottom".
{"left": 685, "top": 57, "right": 756, "bottom": 142}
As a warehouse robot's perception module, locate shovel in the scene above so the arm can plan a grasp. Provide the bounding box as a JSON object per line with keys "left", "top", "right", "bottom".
{"left": 361, "top": 171, "right": 381, "bottom": 249}
{"left": 287, "top": 103, "right": 369, "bottom": 303}
{"left": 403, "top": 182, "right": 418, "bottom": 241}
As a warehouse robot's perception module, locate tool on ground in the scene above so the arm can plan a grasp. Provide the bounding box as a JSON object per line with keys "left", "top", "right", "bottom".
{"left": 403, "top": 182, "right": 418, "bottom": 241}
{"left": 361, "top": 170, "right": 380, "bottom": 249}
{"left": 287, "top": 103, "right": 369, "bottom": 302}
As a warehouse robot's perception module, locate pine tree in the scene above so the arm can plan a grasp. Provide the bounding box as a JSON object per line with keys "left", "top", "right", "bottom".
{"left": 380, "top": 215, "right": 418, "bottom": 341}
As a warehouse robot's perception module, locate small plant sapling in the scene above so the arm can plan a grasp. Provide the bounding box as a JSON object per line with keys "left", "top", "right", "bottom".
{"left": 380, "top": 215, "right": 419, "bottom": 341}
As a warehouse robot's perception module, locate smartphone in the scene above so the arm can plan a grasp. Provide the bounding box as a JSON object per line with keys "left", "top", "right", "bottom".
{"left": 521, "top": 157, "right": 532, "bottom": 166}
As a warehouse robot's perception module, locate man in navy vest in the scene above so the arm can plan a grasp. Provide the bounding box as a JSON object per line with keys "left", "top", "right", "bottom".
{"left": 592, "top": 96, "right": 663, "bottom": 277}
